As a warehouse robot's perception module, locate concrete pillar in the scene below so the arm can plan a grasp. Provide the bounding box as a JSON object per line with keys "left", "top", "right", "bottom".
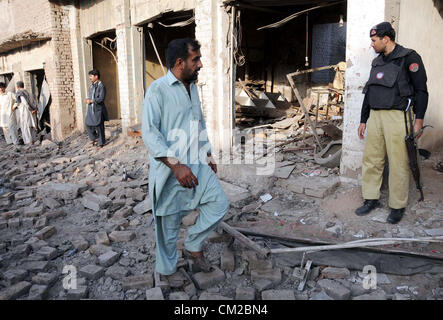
{"left": 195, "top": 0, "right": 232, "bottom": 154}
{"left": 130, "top": 26, "right": 145, "bottom": 125}
{"left": 47, "top": 3, "right": 76, "bottom": 141}
{"left": 68, "top": 4, "right": 88, "bottom": 133}
{"left": 397, "top": 0, "right": 443, "bottom": 151}
{"left": 340, "top": 0, "right": 386, "bottom": 183}
{"left": 115, "top": 0, "right": 137, "bottom": 133}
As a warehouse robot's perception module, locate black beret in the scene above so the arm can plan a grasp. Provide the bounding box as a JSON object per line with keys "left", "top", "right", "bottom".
{"left": 370, "top": 22, "right": 394, "bottom": 37}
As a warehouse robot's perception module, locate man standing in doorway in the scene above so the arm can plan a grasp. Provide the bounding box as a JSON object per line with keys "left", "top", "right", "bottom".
{"left": 0, "top": 82, "right": 19, "bottom": 145}
{"left": 85, "top": 69, "right": 108, "bottom": 148}
{"left": 15, "top": 81, "right": 37, "bottom": 145}
{"left": 355, "top": 22, "right": 428, "bottom": 224}
{"left": 142, "top": 38, "right": 229, "bottom": 277}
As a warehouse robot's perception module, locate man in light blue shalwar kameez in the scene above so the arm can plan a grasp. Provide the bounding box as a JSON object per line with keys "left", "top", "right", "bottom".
{"left": 142, "top": 38, "right": 230, "bottom": 276}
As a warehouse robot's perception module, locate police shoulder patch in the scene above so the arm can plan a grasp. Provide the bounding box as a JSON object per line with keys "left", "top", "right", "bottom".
{"left": 409, "top": 63, "right": 419, "bottom": 72}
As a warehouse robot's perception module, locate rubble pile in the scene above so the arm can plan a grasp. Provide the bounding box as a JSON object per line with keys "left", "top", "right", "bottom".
{"left": 0, "top": 123, "right": 442, "bottom": 300}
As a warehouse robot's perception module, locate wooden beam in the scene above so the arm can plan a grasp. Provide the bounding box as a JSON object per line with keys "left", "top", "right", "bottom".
{"left": 287, "top": 74, "right": 323, "bottom": 149}
{"left": 220, "top": 221, "right": 270, "bottom": 258}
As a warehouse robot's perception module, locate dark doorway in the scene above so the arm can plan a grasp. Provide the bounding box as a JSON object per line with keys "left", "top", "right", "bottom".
{"left": 28, "top": 69, "right": 51, "bottom": 134}
{"left": 91, "top": 30, "right": 121, "bottom": 120}
{"left": 29, "top": 69, "right": 45, "bottom": 101}
{"left": 0, "top": 73, "right": 13, "bottom": 87}
{"left": 143, "top": 10, "right": 195, "bottom": 90}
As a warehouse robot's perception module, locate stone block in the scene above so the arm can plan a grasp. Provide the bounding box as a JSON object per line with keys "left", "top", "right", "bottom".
{"left": 15, "top": 190, "right": 34, "bottom": 201}
{"left": 28, "top": 285, "right": 49, "bottom": 300}
{"left": 24, "top": 206, "right": 44, "bottom": 217}
{"left": 276, "top": 175, "right": 340, "bottom": 198}
{"left": 21, "top": 261, "right": 50, "bottom": 272}
{"left": 251, "top": 268, "right": 281, "bottom": 288}
{"left": 199, "top": 292, "right": 232, "bottom": 300}
{"left": 79, "top": 265, "right": 105, "bottom": 280}
{"left": 122, "top": 274, "right": 154, "bottom": 290}
{"left": 105, "top": 265, "right": 130, "bottom": 280}
{"left": 5, "top": 167, "right": 20, "bottom": 178}
{"left": 113, "top": 206, "right": 132, "bottom": 219}
{"left": 22, "top": 217, "right": 35, "bottom": 228}
{"left": 169, "top": 291, "right": 190, "bottom": 300}
{"left": 126, "top": 188, "right": 145, "bottom": 201}
{"left": 42, "top": 197, "right": 61, "bottom": 210}
{"left": 261, "top": 289, "right": 295, "bottom": 300}
{"left": 95, "top": 231, "right": 110, "bottom": 245}
{"left": 318, "top": 279, "right": 351, "bottom": 300}
{"left": 193, "top": 267, "right": 226, "bottom": 290}
{"left": 235, "top": 287, "right": 255, "bottom": 300}
{"left": 352, "top": 290, "right": 387, "bottom": 300}
{"left": 35, "top": 226, "right": 56, "bottom": 240}
{"left": 3, "top": 269, "right": 28, "bottom": 286}
{"left": 321, "top": 267, "right": 351, "bottom": 279}
{"left": 35, "top": 217, "right": 48, "bottom": 230}
{"left": 27, "top": 239, "right": 48, "bottom": 251}
{"left": 248, "top": 259, "right": 273, "bottom": 274}
{"left": 72, "top": 238, "right": 89, "bottom": 251}
{"left": 37, "top": 183, "right": 86, "bottom": 200}
{"left": 12, "top": 244, "right": 31, "bottom": 259}
{"left": 109, "top": 231, "right": 135, "bottom": 242}
{"left": 44, "top": 210, "right": 67, "bottom": 221}
{"left": 82, "top": 191, "right": 112, "bottom": 212}
{"left": 0, "top": 281, "right": 31, "bottom": 300}
{"left": 32, "top": 272, "right": 58, "bottom": 286}
{"left": 310, "top": 291, "right": 334, "bottom": 300}
{"left": 66, "top": 286, "right": 89, "bottom": 300}
{"left": 145, "top": 287, "right": 164, "bottom": 300}
{"left": 133, "top": 197, "right": 152, "bottom": 215}
{"left": 105, "top": 219, "right": 130, "bottom": 232}
{"left": 89, "top": 244, "right": 113, "bottom": 257}
{"left": 35, "top": 246, "right": 58, "bottom": 260}
{"left": 98, "top": 251, "right": 121, "bottom": 267}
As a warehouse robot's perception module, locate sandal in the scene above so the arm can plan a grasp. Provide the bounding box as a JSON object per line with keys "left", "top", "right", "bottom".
{"left": 183, "top": 249, "right": 214, "bottom": 273}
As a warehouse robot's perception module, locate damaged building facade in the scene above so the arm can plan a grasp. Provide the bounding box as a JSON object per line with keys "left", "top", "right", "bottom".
{"left": 0, "top": 0, "right": 442, "bottom": 182}
{"left": 0, "top": 0, "right": 76, "bottom": 141}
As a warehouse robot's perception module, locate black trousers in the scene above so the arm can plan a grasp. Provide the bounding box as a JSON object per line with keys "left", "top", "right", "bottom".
{"left": 86, "top": 121, "right": 105, "bottom": 146}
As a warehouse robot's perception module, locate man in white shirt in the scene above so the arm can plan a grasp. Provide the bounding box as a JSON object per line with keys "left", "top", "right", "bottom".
{"left": 0, "top": 82, "right": 19, "bottom": 145}
{"left": 14, "top": 81, "right": 37, "bottom": 145}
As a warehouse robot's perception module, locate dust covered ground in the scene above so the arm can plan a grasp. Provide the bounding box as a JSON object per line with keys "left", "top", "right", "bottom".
{"left": 0, "top": 122, "right": 442, "bottom": 300}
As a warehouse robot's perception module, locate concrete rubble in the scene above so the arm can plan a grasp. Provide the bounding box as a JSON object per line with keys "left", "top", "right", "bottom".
{"left": 0, "top": 125, "right": 442, "bottom": 301}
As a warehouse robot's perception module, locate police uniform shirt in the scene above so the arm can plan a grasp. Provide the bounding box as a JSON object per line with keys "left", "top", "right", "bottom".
{"left": 360, "top": 45, "right": 428, "bottom": 124}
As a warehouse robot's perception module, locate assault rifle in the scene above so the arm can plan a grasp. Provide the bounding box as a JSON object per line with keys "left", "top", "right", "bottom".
{"left": 404, "top": 98, "right": 432, "bottom": 202}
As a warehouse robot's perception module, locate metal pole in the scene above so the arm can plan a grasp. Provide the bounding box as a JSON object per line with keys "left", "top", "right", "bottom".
{"left": 147, "top": 25, "right": 166, "bottom": 76}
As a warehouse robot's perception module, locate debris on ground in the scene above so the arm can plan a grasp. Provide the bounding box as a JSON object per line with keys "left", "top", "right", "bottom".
{"left": 0, "top": 121, "right": 442, "bottom": 300}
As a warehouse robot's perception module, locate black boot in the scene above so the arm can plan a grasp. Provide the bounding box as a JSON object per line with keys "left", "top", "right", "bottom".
{"left": 387, "top": 208, "right": 405, "bottom": 224}
{"left": 355, "top": 200, "right": 380, "bottom": 216}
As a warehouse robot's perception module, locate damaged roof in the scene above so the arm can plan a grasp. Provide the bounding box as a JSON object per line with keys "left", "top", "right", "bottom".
{"left": 0, "top": 30, "right": 51, "bottom": 55}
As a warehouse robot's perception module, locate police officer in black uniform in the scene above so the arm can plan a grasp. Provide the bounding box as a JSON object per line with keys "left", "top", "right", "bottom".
{"left": 355, "top": 22, "right": 428, "bottom": 224}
